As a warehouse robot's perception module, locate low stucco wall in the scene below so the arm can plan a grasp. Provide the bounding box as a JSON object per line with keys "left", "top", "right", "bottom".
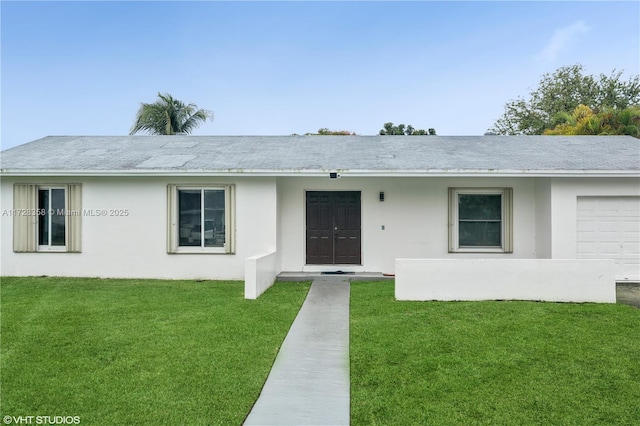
{"left": 245, "top": 251, "right": 279, "bottom": 299}
{"left": 395, "top": 258, "right": 616, "bottom": 303}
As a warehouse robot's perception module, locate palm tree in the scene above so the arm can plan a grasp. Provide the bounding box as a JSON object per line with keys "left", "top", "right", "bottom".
{"left": 130, "top": 93, "right": 213, "bottom": 135}
{"left": 544, "top": 104, "right": 640, "bottom": 137}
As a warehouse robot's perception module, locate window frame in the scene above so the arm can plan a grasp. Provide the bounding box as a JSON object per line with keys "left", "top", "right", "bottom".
{"left": 167, "top": 184, "right": 235, "bottom": 254}
{"left": 37, "top": 186, "right": 68, "bottom": 252}
{"left": 448, "top": 187, "right": 513, "bottom": 253}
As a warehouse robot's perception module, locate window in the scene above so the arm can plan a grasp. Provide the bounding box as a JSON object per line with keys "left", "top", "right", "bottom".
{"left": 449, "top": 188, "right": 512, "bottom": 253}
{"left": 167, "top": 185, "right": 235, "bottom": 254}
{"left": 13, "top": 183, "right": 82, "bottom": 253}
{"left": 38, "top": 188, "right": 66, "bottom": 250}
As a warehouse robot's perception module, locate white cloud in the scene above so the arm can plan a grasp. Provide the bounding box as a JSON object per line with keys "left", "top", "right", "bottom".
{"left": 537, "top": 20, "right": 591, "bottom": 61}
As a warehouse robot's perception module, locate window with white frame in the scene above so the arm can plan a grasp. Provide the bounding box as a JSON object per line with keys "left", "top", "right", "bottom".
{"left": 13, "top": 183, "right": 82, "bottom": 253}
{"left": 167, "top": 184, "right": 235, "bottom": 254}
{"left": 38, "top": 187, "right": 67, "bottom": 250}
{"left": 448, "top": 188, "right": 513, "bottom": 253}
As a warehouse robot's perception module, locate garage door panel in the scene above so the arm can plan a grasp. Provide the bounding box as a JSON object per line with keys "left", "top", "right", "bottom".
{"left": 599, "top": 243, "right": 623, "bottom": 255}
{"left": 577, "top": 199, "right": 597, "bottom": 210}
{"left": 577, "top": 196, "right": 640, "bottom": 282}
{"left": 577, "top": 221, "right": 596, "bottom": 232}
{"left": 623, "top": 232, "right": 640, "bottom": 243}
{"left": 623, "top": 242, "right": 640, "bottom": 253}
{"left": 619, "top": 252, "right": 640, "bottom": 261}
{"left": 621, "top": 202, "right": 640, "bottom": 213}
{"left": 587, "top": 234, "right": 620, "bottom": 246}
{"left": 577, "top": 242, "right": 596, "bottom": 254}
{"left": 599, "top": 221, "right": 621, "bottom": 232}
{"left": 576, "top": 229, "right": 595, "bottom": 239}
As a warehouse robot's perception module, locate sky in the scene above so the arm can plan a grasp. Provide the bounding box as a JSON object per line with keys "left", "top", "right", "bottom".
{"left": 1, "top": 1, "right": 639, "bottom": 149}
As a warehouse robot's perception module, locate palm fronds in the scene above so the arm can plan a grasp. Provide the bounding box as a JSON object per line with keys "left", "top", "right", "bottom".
{"left": 130, "top": 93, "right": 213, "bottom": 135}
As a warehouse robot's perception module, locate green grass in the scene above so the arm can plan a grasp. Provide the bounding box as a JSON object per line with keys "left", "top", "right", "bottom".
{"left": 350, "top": 281, "right": 640, "bottom": 426}
{"left": 1, "top": 277, "right": 310, "bottom": 425}
{"left": 5, "top": 277, "right": 639, "bottom": 425}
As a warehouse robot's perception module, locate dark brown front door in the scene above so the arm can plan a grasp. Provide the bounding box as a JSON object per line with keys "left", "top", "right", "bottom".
{"left": 306, "top": 191, "right": 361, "bottom": 265}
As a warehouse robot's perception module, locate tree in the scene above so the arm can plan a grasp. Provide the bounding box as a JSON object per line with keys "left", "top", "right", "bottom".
{"left": 305, "top": 128, "right": 356, "bottom": 135}
{"left": 130, "top": 93, "right": 213, "bottom": 135}
{"left": 543, "top": 104, "right": 640, "bottom": 137}
{"left": 379, "top": 122, "right": 436, "bottom": 135}
{"left": 489, "top": 64, "right": 640, "bottom": 135}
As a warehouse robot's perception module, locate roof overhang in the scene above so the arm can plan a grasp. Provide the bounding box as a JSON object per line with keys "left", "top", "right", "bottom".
{"left": 2, "top": 169, "right": 639, "bottom": 178}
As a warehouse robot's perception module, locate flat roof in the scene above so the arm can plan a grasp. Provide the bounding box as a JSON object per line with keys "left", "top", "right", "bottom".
{"left": 1, "top": 135, "right": 639, "bottom": 177}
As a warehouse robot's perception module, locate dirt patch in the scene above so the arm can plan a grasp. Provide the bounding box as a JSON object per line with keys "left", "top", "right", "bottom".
{"left": 616, "top": 283, "right": 640, "bottom": 308}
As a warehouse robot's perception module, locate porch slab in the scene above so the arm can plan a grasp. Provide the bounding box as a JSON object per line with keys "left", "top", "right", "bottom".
{"left": 277, "top": 271, "right": 392, "bottom": 281}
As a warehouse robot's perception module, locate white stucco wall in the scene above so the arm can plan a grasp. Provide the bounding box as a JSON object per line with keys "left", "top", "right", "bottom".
{"left": 1, "top": 176, "right": 278, "bottom": 280}
{"left": 3, "top": 175, "right": 637, "bottom": 281}
{"left": 277, "top": 177, "right": 538, "bottom": 274}
{"left": 395, "top": 258, "right": 616, "bottom": 303}
{"left": 534, "top": 178, "right": 552, "bottom": 259}
{"left": 245, "top": 251, "right": 279, "bottom": 299}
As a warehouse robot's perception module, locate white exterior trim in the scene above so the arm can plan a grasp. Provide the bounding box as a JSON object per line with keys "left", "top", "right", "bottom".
{"left": 2, "top": 170, "right": 639, "bottom": 178}
{"left": 448, "top": 187, "right": 513, "bottom": 253}
{"left": 167, "top": 184, "right": 235, "bottom": 254}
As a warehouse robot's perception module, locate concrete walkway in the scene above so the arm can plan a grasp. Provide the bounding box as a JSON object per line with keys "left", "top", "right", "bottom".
{"left": 244, "top": 278, "right": 350, "bottom": 426}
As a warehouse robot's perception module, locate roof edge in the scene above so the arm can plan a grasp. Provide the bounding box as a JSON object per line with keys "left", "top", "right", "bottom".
{"left": 2, "top": 169, "right": 639, "bottom": 178}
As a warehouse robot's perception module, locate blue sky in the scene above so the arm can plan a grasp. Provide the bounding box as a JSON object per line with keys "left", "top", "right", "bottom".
{"left": 2, "top": 1, "right": 639, "bottom": 149}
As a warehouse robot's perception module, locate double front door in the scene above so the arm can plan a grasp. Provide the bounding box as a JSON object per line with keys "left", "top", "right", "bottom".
{"left": 306, "top": 191, "right": 361, "bottom": 265}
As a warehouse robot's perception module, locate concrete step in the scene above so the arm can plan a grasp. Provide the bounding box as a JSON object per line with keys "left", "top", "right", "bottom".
{"left": 277, "top": 271, "right": 393, "bottom": 282}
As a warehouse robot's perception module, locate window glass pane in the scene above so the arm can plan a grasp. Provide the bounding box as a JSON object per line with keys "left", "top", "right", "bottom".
{"left": 459, "top": 221, "right": 501, "bottom": 247}
{"left": 459, "top": 194, "right": 501, "bottom": 220}
{"left": 51, "top": 189, "right": 66, "bottom": 246}
{"left": 179, "top": 190, "right": 201, "bottom": 246}
{"left": 204, "top": 190, "right": 225, "bottom": 247}
{"left": 38, "top": 189, "right": 49, "bottom": 245}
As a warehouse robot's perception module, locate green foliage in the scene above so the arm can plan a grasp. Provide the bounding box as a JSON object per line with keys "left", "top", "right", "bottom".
{"left": 379, "top": 122, "right": 436, "bottom": 135}
{"left": 306, "top": 128, "right": 356, "bottom": 135}
{"left": 544, "top": 104, "right": 640, "bottom": 137}
{"left": 1, "top": 277, "right": 310, "bottom": 425}
{"left": 130, "top": 92, "right": 213, "bottom": 135}
{"left": 490, "top": 64, "right": 640, "bottom": 135}
{"left": 350, "top": 281, "right": 640, "bottom": 425}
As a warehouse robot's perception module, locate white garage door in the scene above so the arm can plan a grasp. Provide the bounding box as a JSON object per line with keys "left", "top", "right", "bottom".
{"left": 577, "top": 196, "right": 640, "bottom": 282}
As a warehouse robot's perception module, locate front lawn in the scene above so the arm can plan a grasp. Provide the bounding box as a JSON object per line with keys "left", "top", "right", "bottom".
{"left": 1, "top": 277, "right": 310, "bottom": 425}
{"left": 350, "top": 281, "right": 640, "bottom": 425}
